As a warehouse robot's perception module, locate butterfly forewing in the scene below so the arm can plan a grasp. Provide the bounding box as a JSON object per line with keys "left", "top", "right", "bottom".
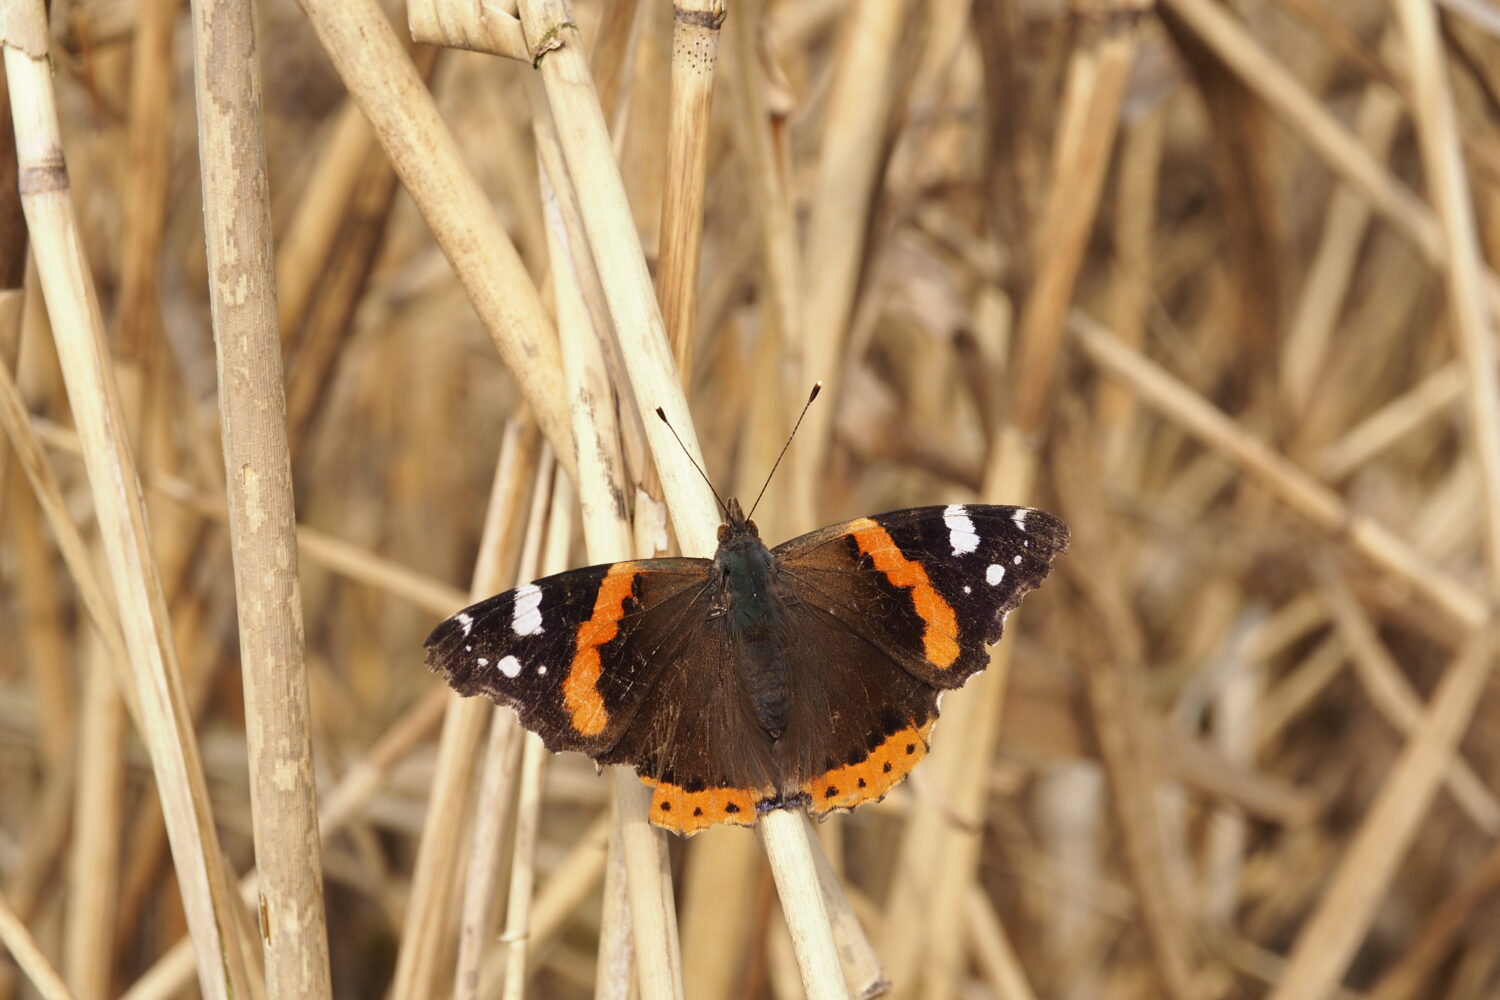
{"left": 773, "top": 504, "right": 1068, "bottom": 688}
{"left": 424, "top": 559, "right": 713, "bottom": 755}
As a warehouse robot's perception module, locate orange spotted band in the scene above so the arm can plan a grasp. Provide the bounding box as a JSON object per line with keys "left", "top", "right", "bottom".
{"left": 642, "top": 778, "right": 769, "bottom": 836}
{"left": 562, "top": 567, "right": 637, "bottom": 738}
{"left": 802, "top": 719, "right": 935, "bottom": 814}
{"left": 847, "top": 519, "right": 960, "bottom": 667}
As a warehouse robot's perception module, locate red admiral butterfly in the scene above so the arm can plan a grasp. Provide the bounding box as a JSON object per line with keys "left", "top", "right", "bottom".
{"left": 425, "top": 495, "right": 1068, "bottom": 835}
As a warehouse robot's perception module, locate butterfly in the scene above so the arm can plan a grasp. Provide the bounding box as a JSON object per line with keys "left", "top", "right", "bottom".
{"left": 425, "top": 496, "right": 1068, "bottom": 835}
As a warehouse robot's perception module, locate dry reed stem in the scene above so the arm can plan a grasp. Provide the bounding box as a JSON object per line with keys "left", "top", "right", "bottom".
{"left": 389, "top": 422, "right": 542, "bottom": 1000}
{"left": 189, "top": 0, "right": 334, "bottom": 995}
{"left": 0, "top": 889, "right": 73, "bottom": 1000}
{"left": 498, "top": 469, "right": 573, "bottom": 998}
{"left": 500, "top": 732, "right": 549, "bottom": 999}
{"left": 291, "top": 0, "right": 576, "bottom": 474}
{"left": 758, "top": 808, "right": 849, "bottom": 999}
{"left": 64, "top": 629, "right": 124, "bottom": 1000}
{"left": 964, "top": 887, "right": 1037, "bottom": 1000}
{"left": 0, "top": 363, "right": 136, "bottom": 720}
{"left": 1098, "top": 102, "right": 1162, "bottom": 472}
{"left": 121, "top": 687, "right": 454, "bottom": 1000}
{"left": 593, "top": 794, "right": 635, "bottom": 1000}
{"left": 1390, "top": 0, "right": 1500, "bottom": 586}
{"left": 1266, "top": 624, "right": 1498, "bottom": 1000}
{"left": 408, "top": 0, "right": 529, "bottom": 60}
{"left": 790, "top": 0, "right": 904, "bottom": 529}
{"left": 1280, "top": 80, "right": 1402, "bottom": 416}
{"left": 30, "top": 415, "right": 472, "bottom": 615}
{"left": 273, "top": 98, "right": 376, "bottom": 340}
{"left": 1365, "top": 839, "right": 1500, "bottom": 1000}
{"left": 656, "top": 0, "right": 725, "bottom": 385}
{"left": 1, "top": 11, "right": 253, "bottom": 1000}
{"left": 724, "top": 0, "right": 800, "bottom": 380}
{"left": 1313, "top": 357, "right": 1467, "bottom": 481}
{"left": 540, "top": 105, "right": 682, "bottom": 997}
{"left": 1071, "top": 311, "right": 1487, "bottom": 631}
{"left": 1160, "top": 0, "right": 1500, "bottom": 320}
{"left": 520, "top": 3, "right": 852, "bottom": 993}
{"left": 454, "top": 697, "right": 524, "bottom": 1000}
{"left": 112, "top": 0, "right": 174, "bottom": 357}
{"left": 454, "top": 445, "right": 557, "bottom": 1000}
{"left": 887, "top": 17, "right": 1141, "bottom": 1000}
{"left": 1318, "top": 568, "right": 1500, "bottom": 832}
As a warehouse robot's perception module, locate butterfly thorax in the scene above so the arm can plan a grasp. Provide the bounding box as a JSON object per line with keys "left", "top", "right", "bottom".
{"left": 714, "top": 499, "right": 792, "bottom": 740}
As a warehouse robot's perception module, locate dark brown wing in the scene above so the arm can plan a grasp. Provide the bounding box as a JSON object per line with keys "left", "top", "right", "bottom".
{"left": 774, "top": 504, "right": 1069, "bottom": 689}
{"left": 772, "top": 504, "right": 1068, "bottom": 818}
{"left": 424, "top": 559, "right": 712, "bottom": 757}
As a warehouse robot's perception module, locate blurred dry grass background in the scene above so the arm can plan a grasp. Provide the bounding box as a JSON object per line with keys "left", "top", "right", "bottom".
{"left": 2, "top": 0, "right": 1500, "bottom": 997}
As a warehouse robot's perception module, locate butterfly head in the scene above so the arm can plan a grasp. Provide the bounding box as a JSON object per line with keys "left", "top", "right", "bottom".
{"left": 718, "top": 496, "right": 760, "bottom": 544}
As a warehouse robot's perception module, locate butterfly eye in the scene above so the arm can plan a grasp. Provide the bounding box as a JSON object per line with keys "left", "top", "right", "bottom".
{"left": 746, "top": 519, "right": 759, "bottom": 536}
{"left": 717, "top": 522, "right": 731, "bottom": 543}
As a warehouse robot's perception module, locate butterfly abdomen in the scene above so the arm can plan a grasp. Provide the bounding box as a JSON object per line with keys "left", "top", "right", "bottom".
{"left": 717, "top": 527, "right": 793, "bottom": 740}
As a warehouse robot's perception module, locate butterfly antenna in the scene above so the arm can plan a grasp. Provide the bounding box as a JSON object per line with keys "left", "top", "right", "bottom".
{"left": 746, "top": 382, "right": 821, "bottom": 521}
{"left": 654, "top": 407, "right": 729, "bottom": 518}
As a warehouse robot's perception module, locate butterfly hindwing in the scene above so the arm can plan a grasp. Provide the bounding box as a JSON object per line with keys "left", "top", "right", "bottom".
{"left": 774, "top": 504, "right": 1069, "bottom": 689}
{"left": 424, "top": 559, "right": 713, "bottom": 755}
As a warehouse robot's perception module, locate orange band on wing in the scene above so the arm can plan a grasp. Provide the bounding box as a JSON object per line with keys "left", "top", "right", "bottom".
{"left": 803, "top": 719, "right": 935, "bottom": 816}
{"left": 641, "top": 778, "right": 766, "bottom": 836}
{"left": 848, "top": 519, "right": 960, "bottom": 667}
{"left": 563, "top": 567, "right": 636, "bottom": 738}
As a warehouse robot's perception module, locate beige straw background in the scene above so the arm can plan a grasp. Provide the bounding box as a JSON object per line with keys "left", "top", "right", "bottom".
{"left": 1, "top": 0, "right": 1499, "bottom": 998}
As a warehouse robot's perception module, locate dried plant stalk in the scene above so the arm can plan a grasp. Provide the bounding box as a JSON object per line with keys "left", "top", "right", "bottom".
{"left": 1267, "top": 625, "right": 1498, "bottom": 1000}
{"left": 187, "top": 0, "right": 333, "bottom": 996}
{"left": 292, "top": 0, "right": 576, "bottom": 473}
{"left": 1, "top": 8, "right": 251, "bottom": 999}
{"left": 656, "top": 0, "right": 725, "bottom": 384}
{"left": 1389, "top": 0, "right": 1500, "bottom": 583}
{"left": 389, "top": 421, "right": 542, "bottom": 1000}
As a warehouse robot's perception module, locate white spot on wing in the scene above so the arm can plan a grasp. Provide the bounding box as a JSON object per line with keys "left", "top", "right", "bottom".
{"left": 986, "top": 564, "right": 1005, "bottom": 586}
{"left": 512, "top": 584, "right": 544, "bottom": 636}
{"left": 537, "top": 665, "right": 547, "bottom": 676}
{"left": 498, "top": 655, "right": 522, "bottom": 678}
{"left": 943, "top": 504, "right": 979, "bottom": 555}
{"left": 1012, "top": 509, "right": 1028, "bottom": 531}
{"left": 1012, "top": 554, "right": 1022, "bottom": 565}
{"left": 477, "top": 657, "right": 489, "bottom": 666}
{"left": 963, "top": 585, "right": 972, "bottom": 594}
{"left": 456, "top": 612, "right": 474, "bottom": 636}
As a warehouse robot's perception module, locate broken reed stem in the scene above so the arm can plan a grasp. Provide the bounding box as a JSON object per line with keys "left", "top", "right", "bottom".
{"left": 290, "top": 0, "right": 576, "bottom": 474}
{"left": 1, "top": 11, "right": 252, "bottom": 1000}
{"left": 656, "top": 0, "right": 724, "bottom": 386}
{"left": 188, "top": 0, "right": 333, "bottom": 995}
{"left": 1389, "top": 0, "right": 1500, "bottom": 588}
